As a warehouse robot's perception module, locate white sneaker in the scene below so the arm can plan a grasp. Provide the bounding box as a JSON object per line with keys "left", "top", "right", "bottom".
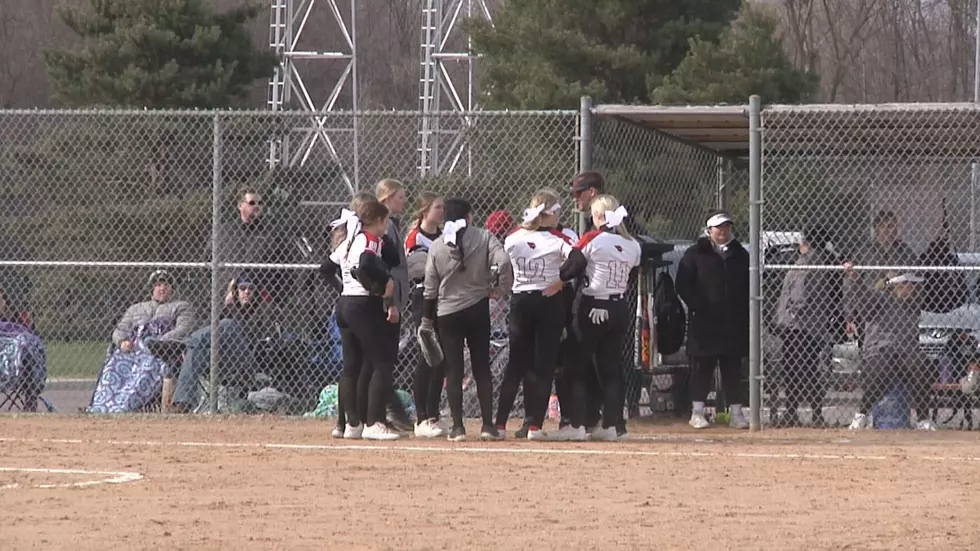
{"left": 343, "top": 423, "right": 363, "bottom": 439}
{"left": 527, "top": 427, "right": 550, "bottom": 441}
{"left": 362, "top": 422, "right": 400, "bottom": 441}
{"left": 331, "top": 425, "right": 344, "bottom": 439}
{"left": 849, "top": 413, "right": 870, "bottom": 430}
{"left": 689, "top": 412, "right": 710, "bottom": 429}
{"left": 552, "top": 425, "right": 587, "bottom": 442}
{"left": 730, "top": 410, "right": 749, "bottom": 430}
{"left": 916, "top": 419, "right": 938, "bottom": 431}
{"left": 413, "top": 419, "right": 446, "bottom": 438}
{"left": 590, "top": 426, "right": 618, "bottom": 442}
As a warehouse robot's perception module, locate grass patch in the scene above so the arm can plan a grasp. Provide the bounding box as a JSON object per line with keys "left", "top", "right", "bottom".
{"left": 45, "top": 341, "right": 107, "bottom": 380}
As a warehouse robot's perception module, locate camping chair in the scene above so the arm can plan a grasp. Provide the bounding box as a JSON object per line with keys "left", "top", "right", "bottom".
{"left": 0, "top": 322, "right": 48, "bottom": 412}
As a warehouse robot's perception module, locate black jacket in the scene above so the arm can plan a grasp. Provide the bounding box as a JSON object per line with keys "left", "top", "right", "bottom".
{"left": 675, "top": 237, "right": 749, "bottom": 358}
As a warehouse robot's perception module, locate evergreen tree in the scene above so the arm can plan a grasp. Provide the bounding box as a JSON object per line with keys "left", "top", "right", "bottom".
{"left": 652, "top": 6, "right": 818, "bottom": 104}
{"left": 43, "top": 0, "right": 274, "bottom": 108}
{"left": 470, "top": 0, "right": 742, "bottom": 109}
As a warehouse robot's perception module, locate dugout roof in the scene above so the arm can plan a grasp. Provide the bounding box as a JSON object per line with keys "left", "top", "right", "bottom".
{"left": 594, "top": 102, "right": 980, "bottom": 160}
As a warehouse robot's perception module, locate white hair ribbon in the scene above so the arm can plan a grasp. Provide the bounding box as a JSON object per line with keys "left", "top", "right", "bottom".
{"left": 329, "top": 208, "right": 362, "bottom": 262}
{"left": 603, "top": 205, "right": 628, "bottom": 228}
{"left": 522, "top": 202, "right": 561, "bottom": 224}
{"left": 443, "top": 219, "right": 467, "bottom": 246}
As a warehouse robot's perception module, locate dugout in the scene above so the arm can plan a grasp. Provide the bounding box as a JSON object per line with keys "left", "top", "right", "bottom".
{"left": 583, "top": 96, "right": 980, "bottom": 431}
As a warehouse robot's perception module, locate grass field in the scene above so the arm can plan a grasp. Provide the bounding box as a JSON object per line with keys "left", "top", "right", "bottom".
{"left": 44, "top": 341, "right": 106, "bottom": 380}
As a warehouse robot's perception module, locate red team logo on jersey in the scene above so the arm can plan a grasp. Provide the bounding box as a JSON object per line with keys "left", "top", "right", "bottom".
{"left": 527, "top": 242, "right": 536, "bottom": 249}
{"left": 615, "top": 245, "right": 623, "bottom": 252}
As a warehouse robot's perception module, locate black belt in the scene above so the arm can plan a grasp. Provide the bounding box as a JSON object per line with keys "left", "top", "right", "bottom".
{"left": 586, "top": 293, "right": 624, "bottom": 301}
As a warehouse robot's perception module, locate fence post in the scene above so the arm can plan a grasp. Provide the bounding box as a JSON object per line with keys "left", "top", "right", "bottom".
{"left": 209, "top": 113, "right": 223, "bottom": 414}
{"left": 578, "top": 96, "right": 594, "bottom": 236}
{"left": 747, "top": 95, "right": 762, "bottom": 431}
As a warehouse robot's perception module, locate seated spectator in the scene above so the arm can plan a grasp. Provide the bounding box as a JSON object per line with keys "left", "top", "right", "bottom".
{"left": 844, "top": 270, "right": 936, "bottom": 431}
{"left": 0, "top": 283, "right": 35, "bottom": 331}
{"left": 112, "top": 270, "right": 195, "bottom": 353}
{"left": 172, "top": 272, "right": 277, "bottom": 412}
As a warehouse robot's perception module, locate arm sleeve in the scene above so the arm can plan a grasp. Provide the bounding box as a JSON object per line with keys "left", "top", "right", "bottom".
{"left": 161, "top": 302, "right": 196, "bottom": 341}
{"left": 112, "top": 305, "right": 138, "bottom": 345}
{"left": 559, "top": 248, "right": 587, "bottom": 281}
{"left": 318, "top": 258, "right": 343, "bottom": 292}
{"left": 675, "top": 252, "right": 699, "bottom": 311}
{"left": 488, "top": 234, "right": 514, "bottom": 290}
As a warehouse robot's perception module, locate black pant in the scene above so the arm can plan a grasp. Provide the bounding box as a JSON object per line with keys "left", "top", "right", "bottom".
{"left": 523, "top": 326, "right": 585, "bottom": 425}
{"left": 779, "top": 329, "right": 826, "bottom": 414}
{"left": 412, "top": 288, "right": 445, "bottom": 424}
{"left": 495, "top": 291, "right": 565, "bottom": 427}
{"left": 439, "top": 299, "right": 493, "bottom": 428}
{"left": 336, "top": 295, "right": 396, "bottom": 426}
{"left": 568, "top": 295, "right": 630, "bottom": 429}
{"left": 859, "top": 352, "right": 931, "bottom": 415}
{"left": 690, "top": 355, "right": 745, "bottom": 406}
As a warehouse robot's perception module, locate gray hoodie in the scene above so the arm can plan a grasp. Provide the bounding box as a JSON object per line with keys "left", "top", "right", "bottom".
{"left": 774, "top": 248, "right": 837, "bottom": 337}
{"left": 850, "top": 281, "right": 921, "bottom": 358}
{"left": 424, "top": 227, "right": 512, "bottom": 317}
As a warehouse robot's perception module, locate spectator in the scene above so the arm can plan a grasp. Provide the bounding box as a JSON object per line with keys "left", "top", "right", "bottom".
{"left": 214, "top": 187, "right": 298, "bottom": 307}
{"left": 843, "top": 210, "right": 918, "bottom": 337}
{"left": 112, "top": 270, "right": 195, "bottom": 353}
{"left": 675, "top": 211, "right": 750, "bottom": 430}
{"left": 773, "top": 227, "right": 837, "bottom": 427}
{"left": 172, "top": 272, "right": 276, "bottom": 412}
{"left": 843, "top": 270, "right": 936, "bottom": 431}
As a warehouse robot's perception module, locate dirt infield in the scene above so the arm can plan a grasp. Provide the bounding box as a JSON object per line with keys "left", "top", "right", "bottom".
{"left": 1, "top": 416, "right": 978, "bottom": 550}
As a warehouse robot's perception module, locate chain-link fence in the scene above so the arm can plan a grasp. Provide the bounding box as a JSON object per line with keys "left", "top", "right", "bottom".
{"left": 762, "top": 104, "right": 980, "bottom": 430}
{"left": 0, "top": 106, "right": 740, "bottom": 425}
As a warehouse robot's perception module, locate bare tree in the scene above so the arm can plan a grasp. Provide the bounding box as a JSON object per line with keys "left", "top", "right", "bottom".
{"left": 0, "top": 3, "right": 39, "bottom": 107}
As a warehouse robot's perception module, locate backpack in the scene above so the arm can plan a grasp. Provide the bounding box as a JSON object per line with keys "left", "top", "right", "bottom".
{"left": 654, "top": 272, "right": 686, "bottom": 356}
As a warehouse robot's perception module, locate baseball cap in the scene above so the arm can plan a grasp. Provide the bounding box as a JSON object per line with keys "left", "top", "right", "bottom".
{"left": 887, "top": 273, "right": 925, "bottom": 286}
{"left": 486, "top": 210, "right": 514, "bottom": 236}
{"left": 706, "top": 212, "right": 733, "bottom": 228}
{"left": 148, "top": 269, "right": 174, "bottom": 287}
{"left": 570, "top": 171, "right": 604, "bottom": 194}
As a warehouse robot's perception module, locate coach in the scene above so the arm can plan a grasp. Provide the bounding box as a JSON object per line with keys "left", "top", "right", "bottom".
{"left": 675, "top": 211, "right": 749, "bottom": 430}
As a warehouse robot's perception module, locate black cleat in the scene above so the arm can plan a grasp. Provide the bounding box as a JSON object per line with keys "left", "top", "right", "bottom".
{"left": 447, "top": 426, "right": 467, "bottom": 442}
{"left": 515, "top": 422, "right": 530, "bottom": 439}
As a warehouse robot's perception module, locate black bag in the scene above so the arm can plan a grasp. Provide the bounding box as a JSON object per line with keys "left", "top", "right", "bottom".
{"left": 920, "top": 199, "right": 969, "bottom": 314}
{"left": 654, "top": 272, "right": 686, "bottom": 356}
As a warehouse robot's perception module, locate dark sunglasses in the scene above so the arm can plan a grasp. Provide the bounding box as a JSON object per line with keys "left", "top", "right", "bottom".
{"left": 246, "top": 200, "right": 262, "bottom": 206}
{"left": 237, "top": 284, "right": 255, "bottom": 291}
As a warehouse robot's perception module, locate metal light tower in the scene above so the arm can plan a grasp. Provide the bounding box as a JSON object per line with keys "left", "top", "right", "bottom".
{"left": 418, "top": 0, "right": 493, "bottom": 177}
{"left": 268, "top": 0, "right": 358, "bottom": 193}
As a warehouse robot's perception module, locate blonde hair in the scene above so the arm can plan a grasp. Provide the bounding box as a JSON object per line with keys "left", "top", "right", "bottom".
{"left": 591, "top": 194, "right": 634, "bottom": 240}
{"left": 520, "top": 188, "right": 562, "bottom": 231}
{"left": 410, "top": 191, "right": 441, "bottom": 230}
{"left": 376, "top": 179, "right": 405, "bottom": 203}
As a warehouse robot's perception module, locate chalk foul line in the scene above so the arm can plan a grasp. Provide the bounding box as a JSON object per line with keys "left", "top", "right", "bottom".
{"left": 0, "top": 466, "right": 143, "bottom": 490}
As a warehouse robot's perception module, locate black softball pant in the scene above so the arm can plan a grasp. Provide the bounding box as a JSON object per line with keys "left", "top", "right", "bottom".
{"left": 336, "top": 295, "right": 397, "bottom": 427}
{"left": 690, "top": 355, "right": 745, "bottom": 406}
{"left": 495, "top": 291, "right": 565, "bottom": 428}
{"left": 439, "top": 298, "right": 493, "bottom": 428}
{"left": 779, "top": 329, "right": 826, "bottom": 414}
{"left": 567, "top": 295, "right": 630, "bottom": 429}
{"left": 411, "top": 286, "right": 445, "bottom": 424}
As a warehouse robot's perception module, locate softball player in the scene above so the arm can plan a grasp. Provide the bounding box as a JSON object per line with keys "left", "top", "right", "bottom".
{"left": 404, "top": 192, "right": 449, "bottom": 437}
{"left": 333, "top": 200, "right": 401, "bottom": 441}
{"left": 554, "top": 195, "right": 640, "bottom": 441}
{"left": 422, "top": 198, "right": 512, "bottom": 441}
{"left": 494, "top": 189, "right": 587, "bottom": 440}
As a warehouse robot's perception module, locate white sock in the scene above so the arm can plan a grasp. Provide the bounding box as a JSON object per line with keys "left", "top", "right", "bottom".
{"left": 692, "top": 401, "right": 705, "bottom": 415}
{"left": 731, "top": 404, "right": 743, "bottom": 418}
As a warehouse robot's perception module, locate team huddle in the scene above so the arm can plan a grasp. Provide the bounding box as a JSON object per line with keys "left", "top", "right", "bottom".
{"left": 319, "top": 174, "right": 641, "bottom": 441}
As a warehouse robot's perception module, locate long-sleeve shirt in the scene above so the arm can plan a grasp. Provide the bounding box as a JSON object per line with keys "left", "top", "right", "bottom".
{"left": 423, "top": 227, "right": 512, "bottom": 318}
{"left": 112, "top": 299, "right": 196, "bottom": 345}
{"left": 385, "top": 218, "right": 410, "bottom": 312}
